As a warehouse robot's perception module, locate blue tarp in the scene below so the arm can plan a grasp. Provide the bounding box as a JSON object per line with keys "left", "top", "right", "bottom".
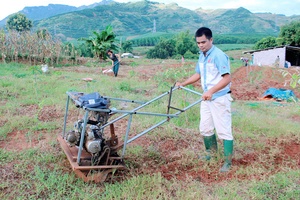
{"left": 262, "top": 88, "right": 298, "bottom": 101}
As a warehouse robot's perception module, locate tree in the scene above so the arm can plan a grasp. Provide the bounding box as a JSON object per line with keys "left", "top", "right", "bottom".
{"left": 80, "top": 25, "right": 118, "bottom": 60}
{"left": 6, "top": 13, "right": 33, "bottom": 32}
{"left": 254, "top": 21, "right": 300, "bottom": 49}
{"left": 175, "top": 31, "right": 198, "bottom": 56}
{"left": 277, "top": 21, "right": 300, "bottom": 89}
{"left": 146, "top": 39, "right": 176, "bottom": 59}
{"left": 253, "top": 36, "right": 278, "bottom": 50}
{"left": 121, "top": 41, "right": 133, "bottom": 53}
{"left": 277, "top": 21, "right": 300, "bottom": 46}
{"left": 146, "top": 31, "right": 199, "bottom": 59}
{"left": 77, "top": 42, "right": 93, "bottom": 58}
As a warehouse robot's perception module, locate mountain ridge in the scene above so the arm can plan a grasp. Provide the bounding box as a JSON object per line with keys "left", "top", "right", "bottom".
{"left": 1, "top": 0, "right": 299, "bottom": 40}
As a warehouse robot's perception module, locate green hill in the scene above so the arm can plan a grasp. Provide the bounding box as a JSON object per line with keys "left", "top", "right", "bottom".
{"left": 2, "top": 0, "right": 299, "bottom": 41}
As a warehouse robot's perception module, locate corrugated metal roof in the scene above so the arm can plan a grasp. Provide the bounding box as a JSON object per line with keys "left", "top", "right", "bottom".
{"left": 243, "top": 45, "right": 300, "bottom": 54}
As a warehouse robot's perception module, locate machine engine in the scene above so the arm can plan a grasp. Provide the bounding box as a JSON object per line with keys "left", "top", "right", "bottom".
{"left": 63, "top": 92, "right": 122, "bottom": 167}
{"left": 85, "top": 125, "right": 103, "bottom": 154}
{"left": 66, "top": 120, "right": 107, "bottom": 153}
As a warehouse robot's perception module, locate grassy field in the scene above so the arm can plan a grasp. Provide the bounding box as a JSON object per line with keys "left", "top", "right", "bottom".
{"left": 0, "top": 56, "right": 299, "bottom": 199}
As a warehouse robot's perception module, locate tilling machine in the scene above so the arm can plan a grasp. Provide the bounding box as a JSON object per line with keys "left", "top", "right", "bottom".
{"left": 58, "top": 86, "right": 202, "bottom": 183}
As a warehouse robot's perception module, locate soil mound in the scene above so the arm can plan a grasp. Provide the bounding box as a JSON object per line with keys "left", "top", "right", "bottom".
{"left": 231, "top": 66, "right": 300, "bottom": 101}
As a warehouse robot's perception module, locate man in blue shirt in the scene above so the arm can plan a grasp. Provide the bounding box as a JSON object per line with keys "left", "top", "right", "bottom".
{"left": 176, "top": 27, "right": 233, "bottom": 172}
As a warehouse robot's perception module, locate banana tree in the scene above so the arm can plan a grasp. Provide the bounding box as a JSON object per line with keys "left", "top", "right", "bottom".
{"left": 80, "top": 25, "right": 118, "bottom": 60}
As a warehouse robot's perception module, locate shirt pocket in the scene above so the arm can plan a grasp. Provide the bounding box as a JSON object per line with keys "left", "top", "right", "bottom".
{"left": 207, "top": 63, "right": 217, "bottom": 72}
{"left": 206, "top": 63, "right": 218, "bottom": 80}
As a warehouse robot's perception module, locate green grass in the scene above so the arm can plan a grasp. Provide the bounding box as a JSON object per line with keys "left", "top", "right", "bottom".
{"left": 0, "top": 60, "right": 299, "bottom": 199}
{"left": 216, "top": 43, "right": 255, "bottom": 51}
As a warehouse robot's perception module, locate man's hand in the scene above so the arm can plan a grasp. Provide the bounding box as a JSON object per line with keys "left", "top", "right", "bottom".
{"left": 175, "top": 82, "right": 182, "bottom": 87}
{"left": 202, "top": 91, "right": 213, "bottom": 101}
{"left": 175, "top": 82, "right": 184, "bottom": 89}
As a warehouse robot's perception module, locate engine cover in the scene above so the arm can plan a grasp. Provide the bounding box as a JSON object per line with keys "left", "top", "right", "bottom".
{"left": 85, "top": 139, "right": 101, "bottom": 154}
{"left": 66, "top": 130, "right": 79, "bottom": 146}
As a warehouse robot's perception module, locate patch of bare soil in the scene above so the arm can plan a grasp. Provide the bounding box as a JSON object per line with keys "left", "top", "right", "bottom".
{"left": 123, "top": 136, "right": 300, "bottom": 184}
{"left": 0, "top": 105, "right": 64, "bottom": 151}
{"left": 2, "top": 63, "right": 300, "bottom": 185}
{"left": 231, "top": 66, "right": 300, "bottom": 100}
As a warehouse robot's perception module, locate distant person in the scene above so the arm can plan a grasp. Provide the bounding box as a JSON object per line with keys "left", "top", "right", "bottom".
{"left": 284, "top": 61, "right": 291, "bottom": 68}
{"left": 275, "top": 55, "right": 280, "bottom": 68}
{"left": 107, "top": 49, "right": 120, "bottom": 77}
{"left": 176, "top": 27, "right": 234, "bottom": 172}
{"left": 240, "top": 57, "right": 249, "bottom": 66}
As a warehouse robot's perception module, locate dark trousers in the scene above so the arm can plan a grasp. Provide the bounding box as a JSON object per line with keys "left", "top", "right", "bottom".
{"left": 113, "top": 61, "right": 119, "bottom": 77}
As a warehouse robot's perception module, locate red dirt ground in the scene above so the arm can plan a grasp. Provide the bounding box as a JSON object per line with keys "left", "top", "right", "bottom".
{"left": 1, "top": 63, "right": 300, "bottom": 185}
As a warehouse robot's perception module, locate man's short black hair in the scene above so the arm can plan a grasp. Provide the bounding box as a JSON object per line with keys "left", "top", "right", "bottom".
{"left": 195, "top": 27, "right": 212, "bottom": 39}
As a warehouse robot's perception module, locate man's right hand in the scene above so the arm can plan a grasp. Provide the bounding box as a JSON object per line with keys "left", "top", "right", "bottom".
{"left": 175, "top": 82, "right": 183, "bottom": 88}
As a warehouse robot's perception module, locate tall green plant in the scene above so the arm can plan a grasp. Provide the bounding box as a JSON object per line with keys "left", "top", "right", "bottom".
{"left": 280, "top": 69, "right": 300, "bottom": 88}
{"left": 79, "top": 25, "right": 118, "bottom": 60}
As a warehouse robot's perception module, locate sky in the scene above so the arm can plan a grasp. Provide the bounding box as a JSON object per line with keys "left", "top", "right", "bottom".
{"left": 1, "top": 0, "right": 300, "bottom": 21}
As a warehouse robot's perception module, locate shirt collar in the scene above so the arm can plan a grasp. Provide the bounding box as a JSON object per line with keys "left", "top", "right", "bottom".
{"left": 200, "top": 45, "right": 215, "bottom": 57}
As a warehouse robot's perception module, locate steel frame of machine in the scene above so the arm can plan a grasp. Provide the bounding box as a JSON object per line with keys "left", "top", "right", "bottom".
{"left": 58, "top": 86, "right": 202, "bottom": 182}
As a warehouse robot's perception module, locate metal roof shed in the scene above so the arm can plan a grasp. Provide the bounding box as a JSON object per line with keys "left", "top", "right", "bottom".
{"left": 244, "top": 45, "right": 300, "bottom": 67}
